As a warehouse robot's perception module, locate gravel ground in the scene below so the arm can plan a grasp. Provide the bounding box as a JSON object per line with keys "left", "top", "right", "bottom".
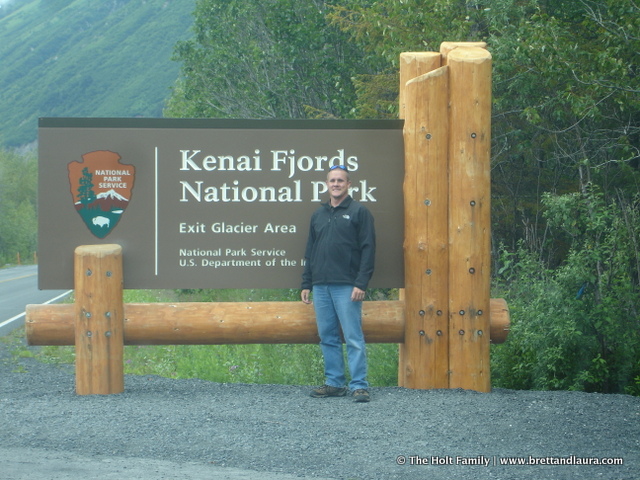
{"left": 1, "top": 336, "right": 638, "bottom": 480}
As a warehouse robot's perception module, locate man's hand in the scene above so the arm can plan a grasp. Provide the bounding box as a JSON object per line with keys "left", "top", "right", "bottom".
{"left": 301, "top": 289, "right": 312, "bottom": 304}
{"left": 351, "top": 287, "right": 365, "bottom": 302}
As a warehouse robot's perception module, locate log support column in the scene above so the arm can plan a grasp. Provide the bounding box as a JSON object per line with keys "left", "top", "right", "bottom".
{"left": 74, "top": 244, "right": 124, "bottom": 395}
{"left": 400, "top": 42, "right": 493, "bottom": 392}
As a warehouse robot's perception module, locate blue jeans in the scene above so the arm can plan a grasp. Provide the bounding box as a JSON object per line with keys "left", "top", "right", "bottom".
{"left": 312, "top": 284, "right": 368, "bottom": 391}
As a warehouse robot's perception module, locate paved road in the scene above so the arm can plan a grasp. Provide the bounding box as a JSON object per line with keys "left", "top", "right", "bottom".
{"left": 0, "top": 447, "right": 334, "bottom": 480}
{"left": 0, "top": 265, "right": 71, "bottom": 336}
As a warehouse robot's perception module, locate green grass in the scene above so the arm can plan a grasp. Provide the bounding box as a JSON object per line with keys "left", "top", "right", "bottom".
{"left": 13, "top": 288, "right": 399, "bottom": 387}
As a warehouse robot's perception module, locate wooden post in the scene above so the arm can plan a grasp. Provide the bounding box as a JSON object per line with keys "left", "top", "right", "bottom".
{"left": 439, "top": 41, "right": 487, "bottom": 61}
{"left": 74, "top": 244, "right": 124, "bottom": 395}
{"left": 398, "top": 52, "right": 442, "bottom": 388}
{"left": 446, "top": 46, "right": 493, "bottom": 392}
{"left": 400, "top": 43, "right": 493, "bottom": 392}
{"left": 399, "top": 53, "right": 441, "bottom": 119}
{"left": 400, "top": 55, "right": 451, "bottom": 389}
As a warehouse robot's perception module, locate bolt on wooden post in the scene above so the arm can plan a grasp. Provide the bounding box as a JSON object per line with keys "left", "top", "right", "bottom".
{"left": 73, "top": 244, "right": 124, "bottom": 395}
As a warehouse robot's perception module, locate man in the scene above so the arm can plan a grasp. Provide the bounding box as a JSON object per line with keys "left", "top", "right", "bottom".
{"left": 301, "top": 164, "right": 375, "bottom": 403}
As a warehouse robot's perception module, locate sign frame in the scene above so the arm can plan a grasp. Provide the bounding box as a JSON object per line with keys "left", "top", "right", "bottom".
{"left": 38, "top": 118, "right": 405, "bottom": 290}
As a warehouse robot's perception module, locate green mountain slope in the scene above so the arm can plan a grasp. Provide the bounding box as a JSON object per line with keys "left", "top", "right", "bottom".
{"left": 0, "top": 0, "right": 195, "bottom": 148}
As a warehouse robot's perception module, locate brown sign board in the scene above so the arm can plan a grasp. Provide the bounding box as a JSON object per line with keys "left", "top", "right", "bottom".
{"left": 38, "top": 118, "right": 405, "bottom": 290}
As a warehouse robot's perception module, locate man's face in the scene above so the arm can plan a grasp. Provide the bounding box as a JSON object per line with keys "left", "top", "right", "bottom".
{"left": 326, "top": 169, "right": 351, "bottom": 204}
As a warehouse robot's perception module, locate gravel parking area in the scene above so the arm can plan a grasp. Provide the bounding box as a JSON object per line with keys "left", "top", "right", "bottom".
{"left": 1, "top": 336, "right": 638, "bottom": 480}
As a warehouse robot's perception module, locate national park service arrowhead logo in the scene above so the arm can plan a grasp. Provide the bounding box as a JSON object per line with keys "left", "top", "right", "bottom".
{"left": 68, "top": 151, "right": 135, "bottom": 238}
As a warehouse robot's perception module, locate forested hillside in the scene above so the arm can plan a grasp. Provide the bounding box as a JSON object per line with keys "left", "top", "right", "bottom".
{"left": 0, "top": 0, "right": 194, "bottom": 148}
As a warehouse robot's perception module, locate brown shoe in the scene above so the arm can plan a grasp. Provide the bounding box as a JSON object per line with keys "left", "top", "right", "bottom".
{"left": 310, "top": 385, "right": 347, "bottom": 398}
{"left": 353, "top": 389, "right": 370, "bottom": 402}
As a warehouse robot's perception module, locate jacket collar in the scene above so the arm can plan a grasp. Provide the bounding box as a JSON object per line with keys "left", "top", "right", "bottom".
{"left": 324, "top": 195, "right": 353, "bottom": 210}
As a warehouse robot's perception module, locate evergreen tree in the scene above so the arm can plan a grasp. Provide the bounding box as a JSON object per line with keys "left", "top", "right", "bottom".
{"left": 77, "top": 167, "right": 96, "bottom": 205}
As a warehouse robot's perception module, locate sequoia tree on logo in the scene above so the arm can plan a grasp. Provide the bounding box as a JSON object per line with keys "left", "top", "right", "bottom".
{"left": 67, "top": 151, "right": 135, "bottom": 238}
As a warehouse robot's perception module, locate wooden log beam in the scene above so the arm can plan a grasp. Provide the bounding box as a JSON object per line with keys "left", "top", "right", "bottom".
{"left": 26, "top": 299, "right": 508, "bottom": 346}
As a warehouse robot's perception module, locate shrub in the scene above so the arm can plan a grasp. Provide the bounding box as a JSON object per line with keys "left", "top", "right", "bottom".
{"left": 492, "top": 188, "right": 640, "bottom": 394}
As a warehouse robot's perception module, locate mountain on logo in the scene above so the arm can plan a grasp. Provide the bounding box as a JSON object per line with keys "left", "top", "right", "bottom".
{"left": 98, "top": 189, "right": 129, "bottom": 202}
{"left": 74, "top": 189, "right": 130, "bottom": 212}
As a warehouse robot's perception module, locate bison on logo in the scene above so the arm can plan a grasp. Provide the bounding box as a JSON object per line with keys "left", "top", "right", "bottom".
{"left": 67, "top": 151, "right": 135, "bottom": 238}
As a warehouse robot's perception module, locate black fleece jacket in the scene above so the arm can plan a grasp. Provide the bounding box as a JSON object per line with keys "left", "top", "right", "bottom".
{"left": 301, "top": 196, "right": 375, "bottom": 291}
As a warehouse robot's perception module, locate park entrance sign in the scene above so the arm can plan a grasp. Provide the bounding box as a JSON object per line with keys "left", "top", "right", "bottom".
{"left": 38, "top": 118, "right": 404, "bottom": 290}
{"left": 29, "top": 44, "right": 507, "bottom": 395}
